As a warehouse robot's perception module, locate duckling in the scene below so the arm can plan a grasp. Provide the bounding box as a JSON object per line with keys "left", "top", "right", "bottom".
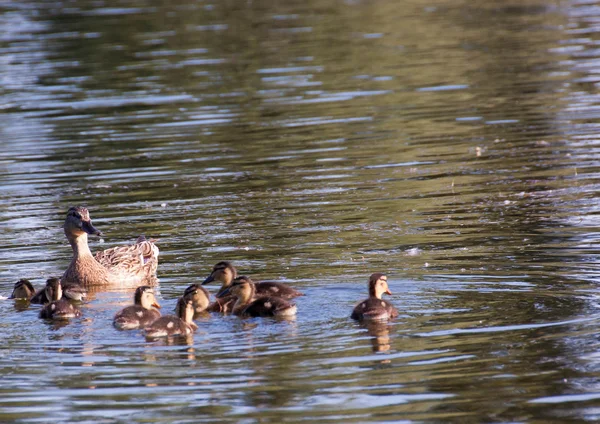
{"left": 61, "top": 206, "right": 159, "bottom": 287}
{"left": 9, "top": 279, "right": 36, "bottom": 300}
{"left": 182, "top": 283, "right": 211, "bottom": 315}
{"left": 222, "top": 276, "right": 297, "bottom": 318}
{"left": 39, "top": 278, "right": 82, "bottom": 320}
{"left": 31, "top": 277, "right": 87, "bottom": 304}
{"left": 113, "top": 286, "right": 161, "bottom": 330}
{"left": 351, "top": 273, "right": 398, "bottom": 321}
{"left": 144, "top": 297, "right": 197, "bottom": 338}
{"left": 202, "top": 261, "right": 303, "bottom": 299}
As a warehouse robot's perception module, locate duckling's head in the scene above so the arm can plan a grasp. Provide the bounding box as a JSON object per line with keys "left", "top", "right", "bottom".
{"left": 134, "top": 286, "right": 161, "bottom": 310}
{"left": 223, "top": 276, "right": 256, "bottom": 302}
{"left": 202, "top": 261, "right": 237, "bottom": 292}
{"left": 64, "top": 206, "right": 102, "bottom": 240}
{"left": 175, "top": 296, "right": 195, "bottom": 323}
{"left": 9, "top": 279, "right": 35, "bottom": 299}
{"left": 368, "top": 273, "right": 391, "bottom": 299}
{"left": 183, "top": 284, "right": 210, "bottom": 312}
{"left": 45, "top": 277, "right": 63, "bottom": 302}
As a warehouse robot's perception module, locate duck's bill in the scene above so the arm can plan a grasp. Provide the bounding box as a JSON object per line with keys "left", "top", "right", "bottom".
{"left": 152, "top": 301, "right": 161, "bottom": 309}
{"left": 82, "top": 220, "right": 102, "bottom": 236}
{"left": 216, "top": 287, "right": 230, "bottom": 298}
{"left": 385, "top": 289, "right": 392, "bottom": 295}
{"left": 201, "top": 275, "right": 215, "bottom": 285}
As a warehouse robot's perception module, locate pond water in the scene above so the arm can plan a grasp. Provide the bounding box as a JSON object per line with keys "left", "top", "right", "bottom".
{"left": 2, "top": 0, "right": 600, "bottom": 422}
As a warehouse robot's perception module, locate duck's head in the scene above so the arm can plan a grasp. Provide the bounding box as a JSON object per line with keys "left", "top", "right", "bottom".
{"left": 221, "top": 275, "right": 255, "bottom": 302}
{"left": 9, "top": 279, "right": 35, "bottom": 299}
{"left": 134, "top": 286, "right": 161, "bottom": 310}
{"left": 175, "top": 296, "right": 196, "bottom": 324}
{"left": 202, "top": 261, "right": 237, "bottom": 296}
{"left": 183, "top": 284, "right": 210, "bottom": 311}
{"left": 64, "top": 206, "right": 102, "bottom": 239}
{"left": 368, "top": 273, "right": 391, "bottom": 299}
{"left": 45, "top": 277, "right": 63, "bottom": 302}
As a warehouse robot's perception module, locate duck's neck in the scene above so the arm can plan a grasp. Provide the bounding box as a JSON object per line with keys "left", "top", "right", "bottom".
{"left": 63, "top": 233, "right": 109, "bottom": 285}
{"left": 69, "top": 233, "right": 94, "bottom": 258}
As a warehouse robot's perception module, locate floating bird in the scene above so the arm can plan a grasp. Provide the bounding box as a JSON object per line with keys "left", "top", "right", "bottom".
{"left": 113, "top": 286, "right": 161, "bottom": 330}
{"left": 351, "top": 273, "right": 398, "bottom": 321}
{"left": 39, "top": 278, "right": 82, "bottom": 320}
{"left": 221, "top": 276, "right": 297, "bottom": 318}
{"left": 202, "top": 261, "right": 302, "bottom": 299}
{"left": 143, "top": 297, "right": 197, "bottom": 338}
{"left": 9, "top": 279, "right": 36, "bottom": 300}
{"left": 31, "top": 277, "right": 86, "bottom": 304}
{"left": 61, "top": 206, "right": 159, "bottom": 287}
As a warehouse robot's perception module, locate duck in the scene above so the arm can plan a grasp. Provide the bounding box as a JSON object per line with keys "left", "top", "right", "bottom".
{"left": 202, "top": 261, "right": 303, "bottom": 300}
{"left": 39, "top": 278, "right": 82, "bottom": 320}
{"left": 9, "top": 279, "right": 36, "bottom": 300}
{"left": 351, "top": 273, "right": 398, "bottom": 321}
{"left": 113, "top": 286, "right": 161, "bottom": 330}
{"left": 221, "top": 276, "right": 297, "bottom": 318}
{"left": 31, "top": 277, "right": 87, "bottom": 304}
{"left": 143, "top": 297, "right": 197, "bottom": 338}
{"left": 60, "top": 206, "right": 159, "bottom": 287}
{"left": 182, "top": 283, "right": 211, "bottom": 315}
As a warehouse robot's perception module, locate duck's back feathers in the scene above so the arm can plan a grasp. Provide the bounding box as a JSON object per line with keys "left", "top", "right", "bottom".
{"left": 113, "top": 305, "right": 160, "bottom": 330}
{"left": 255, "top": 282, "right": 303, "bottom": 299}
{"left": 94, "top": 237, "right": 159, "bottom": 283}
{"left": 351, "top": 298, "right": 398, "bottom": 321}
{"left": 241, "top": 296, "right": 297, "bottom": 318}
{"left": 40, "top": 299, "right": 82, "bottom": 320}
{"left": 143, "top": 315, "right": 196, "bottom": 338}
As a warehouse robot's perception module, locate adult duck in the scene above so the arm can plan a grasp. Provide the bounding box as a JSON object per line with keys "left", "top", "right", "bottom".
{"left": 39, "top": 278, "right": 82, "bottom": 320}
{"left": 61, "top": 206, "right": 159, "bottom": 287}
{"left": 351, "top": 273, "right": 398, "bottom": 321}
{"left": 202, "top": 261, "right": 302, "bottom": 299}
{"left": 113, "top": 286, "right": 161, "bottom": 330}
{"left": 144, "top": 297, "right": 197, "bottom": 338}
{"left": 221, "top": 276, "right": 297, "bottom": 318}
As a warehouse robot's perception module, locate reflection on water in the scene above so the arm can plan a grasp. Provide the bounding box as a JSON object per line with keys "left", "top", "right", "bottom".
{"left": 2, "top": 0, "right": 600, "bottom": 422}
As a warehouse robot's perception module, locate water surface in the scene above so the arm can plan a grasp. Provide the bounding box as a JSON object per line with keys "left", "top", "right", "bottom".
{"left": 2, "top": 0, "right": 600, "bottom": 422}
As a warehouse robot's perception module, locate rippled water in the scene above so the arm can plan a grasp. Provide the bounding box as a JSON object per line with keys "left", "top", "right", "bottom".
{"left": 2, "top": 0, "right": 600, "bottom": 422}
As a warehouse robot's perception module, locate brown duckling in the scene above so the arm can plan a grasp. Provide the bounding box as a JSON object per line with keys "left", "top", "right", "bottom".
{"left": 202, "top": 261, "right": 303, "bottom": 299}
{"left": 31, "top": 277, "right": 87, "bottom": 304}
{"left": 61, "top": 206, "right": 159, "bottom": 287}
{"left": 351, "top": 273, "right": 398, "bottom": 321}
{"left": 113, "top": 286, "right": 161, "bottom": 330}
{"left": 9, "top": 279, "right": 36, "bottom": 300}
{"left": 39, "top": 278, "right": 82, "bottom": 320}
{"left": 182, "top": 283, "right": 211, "bottom": 314}
{"left": 144, "top": 297, "right": 197, "bottom": 338}
{"left": 222, "top": 276, "right": 297, "bottom": 318}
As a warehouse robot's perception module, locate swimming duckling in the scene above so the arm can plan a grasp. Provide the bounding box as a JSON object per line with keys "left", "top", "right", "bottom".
{"left": 61, "top": 206, "right": 159, "bottom": 287}
{"left": 9, "top": 279, "right": 36, "bottom": 300}
{"left": 351, "top": 273, "right": 398, "bottom": 321}
{"left": 202, "top": 261, "right": 303, "bottom": 299}
{"left": 182, "top": 283, "right": 212, "bottom": 315}
{"left": 222, "top": 276, "right": 297, "bottom": 318}
{"left": 39, "top": 278, "right": 82, "bottom": 320}
{"left": 144, "top": 297, "right": 197, "bottom": 338}
{"left": 31, "top": 277, "right": 87, "bottom": 304}
{"left": 113, "top": 286, "right": 161, "bottom": 330}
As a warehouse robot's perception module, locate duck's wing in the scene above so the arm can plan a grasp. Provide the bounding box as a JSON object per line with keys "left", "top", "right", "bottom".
{"left": 95, "top": 238, "right": 159, "bottom": 274}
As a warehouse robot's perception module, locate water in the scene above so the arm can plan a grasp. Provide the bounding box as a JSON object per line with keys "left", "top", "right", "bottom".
{"left": 2, "top": 0, "right": 600, "bottom": 422}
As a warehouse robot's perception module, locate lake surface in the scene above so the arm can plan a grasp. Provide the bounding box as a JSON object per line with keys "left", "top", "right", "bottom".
{"left": 2, "top": 0, "right": 600, "bottom": 422}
